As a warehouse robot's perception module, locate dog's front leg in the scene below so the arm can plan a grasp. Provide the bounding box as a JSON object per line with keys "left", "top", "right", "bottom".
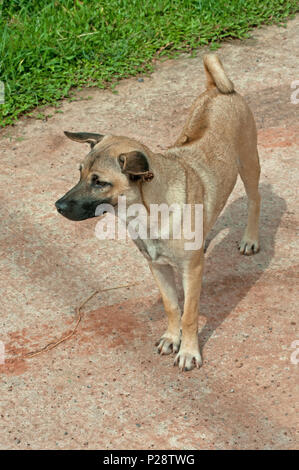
{"left": 174, "top": 251, "right": 204, "bottom": 371}
{"left": 149, "top": 263, "right": 181, "bottom": 355}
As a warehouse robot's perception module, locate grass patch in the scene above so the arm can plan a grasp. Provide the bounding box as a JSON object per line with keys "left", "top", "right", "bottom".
{"left": 0, "top": 0, "right": 298, "bottom": 127}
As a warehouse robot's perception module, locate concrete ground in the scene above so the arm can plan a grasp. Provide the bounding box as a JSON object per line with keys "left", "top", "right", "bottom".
{"left": 0, "top": 17, "right": 298, "bottom": 450}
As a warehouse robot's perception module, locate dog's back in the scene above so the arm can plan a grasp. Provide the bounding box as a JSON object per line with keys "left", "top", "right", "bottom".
{"left": 169, "top": 54, "right": 259, "bottom": 234}
{"left": 174, "top": 54, "right": 256, "bottom": 154}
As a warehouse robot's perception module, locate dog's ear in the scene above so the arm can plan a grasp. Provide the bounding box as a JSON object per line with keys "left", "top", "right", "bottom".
{"left": 118, "top": 151, "right": 154, "bottom": 182}
{"left": 64, "top": 131, "right": 104, "bottom": 149}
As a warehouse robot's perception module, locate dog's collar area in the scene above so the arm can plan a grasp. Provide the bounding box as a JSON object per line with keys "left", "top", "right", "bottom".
{"left": 129, "top": 170, "right": 154, "bottom": 214}
{"left": 138, "top": 179, "right": 151, "bottom": 214}
{"left": 135, "top": 171, "right": 154, "bottom": 182}
{"left": 128, "top": 170, "right": 154, "bottom": 182}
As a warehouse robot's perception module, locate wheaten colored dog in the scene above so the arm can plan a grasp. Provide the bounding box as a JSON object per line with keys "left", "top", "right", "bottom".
{"left": 56, "top": 54, "right": 261, "bottom": 371}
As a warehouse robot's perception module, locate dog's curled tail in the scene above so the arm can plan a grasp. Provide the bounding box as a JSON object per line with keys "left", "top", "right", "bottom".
{"left": 203, "top": 54, "right": 234, "bottom": 94}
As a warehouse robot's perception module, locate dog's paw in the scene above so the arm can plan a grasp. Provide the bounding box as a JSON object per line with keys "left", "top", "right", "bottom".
{"left": 156, "top": 333, "right": 181, "bottom": 355}
{"left": 174, "top": 348, "right": 202, "bottom": 371}
{"left": 239, "top": 237, "right": 259, "bottom": 256}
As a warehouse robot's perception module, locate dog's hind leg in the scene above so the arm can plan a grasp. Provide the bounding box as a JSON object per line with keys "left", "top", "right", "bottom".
{"left": 238, "top": 147, "right": 261, "bottom": 255}
{"left": 149, "top": 263, "right": 181, "bottom": 355}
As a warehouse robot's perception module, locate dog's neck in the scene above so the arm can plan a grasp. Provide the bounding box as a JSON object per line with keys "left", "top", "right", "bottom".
{"left": 133, "top": 151, "right": 188, "bottom": 212}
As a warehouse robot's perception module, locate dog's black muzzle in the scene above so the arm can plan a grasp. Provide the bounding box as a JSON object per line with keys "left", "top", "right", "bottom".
{"left": 55, "top": 183, "right": 112, "bottom": 221}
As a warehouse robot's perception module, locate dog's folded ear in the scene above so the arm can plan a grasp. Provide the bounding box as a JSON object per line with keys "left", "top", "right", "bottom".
{"left": 118, "top": 151, "right": 154, "bottom": 182}
{"left": 64, "top": 131, "right": 104, "bottom": 148}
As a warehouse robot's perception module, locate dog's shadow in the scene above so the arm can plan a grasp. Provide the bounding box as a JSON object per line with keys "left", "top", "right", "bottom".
{"left": 196, "top": 183, "right": 286, "bottom": 354}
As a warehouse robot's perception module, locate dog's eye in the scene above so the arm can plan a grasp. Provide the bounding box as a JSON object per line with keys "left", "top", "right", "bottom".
{"left": 91, "top": 175, "right": 110, "bottom": 188}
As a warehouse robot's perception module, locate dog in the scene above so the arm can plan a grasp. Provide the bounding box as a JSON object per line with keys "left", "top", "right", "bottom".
{"left": 55, "top": 54, "right": 261, "bottom": 371}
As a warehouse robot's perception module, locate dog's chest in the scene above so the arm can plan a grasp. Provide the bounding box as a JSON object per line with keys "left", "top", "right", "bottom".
{"left": 133, "top": 237, "right": 173, "bottom": 266}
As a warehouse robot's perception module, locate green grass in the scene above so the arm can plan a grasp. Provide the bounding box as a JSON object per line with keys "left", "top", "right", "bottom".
{"left": 0, "top": 0, "right": 297, "bottom": 127}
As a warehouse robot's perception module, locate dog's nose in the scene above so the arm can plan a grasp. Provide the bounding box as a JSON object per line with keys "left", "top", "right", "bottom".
{"left": 55, "top": 199, "right": 69, "bottom": 214}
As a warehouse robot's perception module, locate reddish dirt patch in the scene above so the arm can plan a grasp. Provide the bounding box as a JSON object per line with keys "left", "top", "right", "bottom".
{"left": 258, "top": 126, "right": 299, "bottom": 148}
{"left": 0, "top": 295, "right": 156, "bottom": 375}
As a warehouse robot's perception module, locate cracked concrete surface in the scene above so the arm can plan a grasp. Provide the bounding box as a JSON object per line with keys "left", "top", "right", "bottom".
{"left": 0, "top": 17, "right": 298, "bottom": 449}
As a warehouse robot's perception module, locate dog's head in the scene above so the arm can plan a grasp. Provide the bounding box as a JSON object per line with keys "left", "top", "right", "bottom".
{"left": 55, "top": 131, "right": 154, "bottom": 221}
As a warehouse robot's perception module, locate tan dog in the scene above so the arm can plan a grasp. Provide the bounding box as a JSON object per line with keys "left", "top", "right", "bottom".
{"left": 56, "top": 54, "right": 261, "bottom": 371}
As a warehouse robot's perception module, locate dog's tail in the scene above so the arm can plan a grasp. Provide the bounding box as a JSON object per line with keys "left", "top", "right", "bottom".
{"left": 203, "top": 54, "right": 234, "bottom": 94}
